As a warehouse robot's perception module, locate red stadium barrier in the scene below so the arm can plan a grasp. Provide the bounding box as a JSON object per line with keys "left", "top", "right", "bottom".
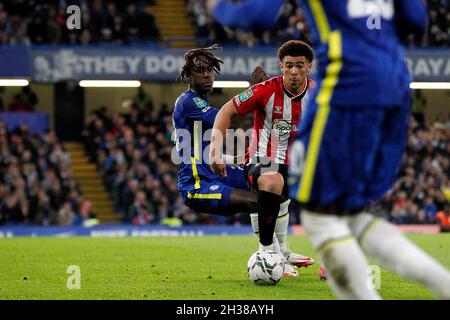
{"left": 395, "top": 224, "right": 441, "bottom": 234}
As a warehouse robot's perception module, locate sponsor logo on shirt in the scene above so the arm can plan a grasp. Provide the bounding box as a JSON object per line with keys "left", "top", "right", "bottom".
{"left": 209, "top": 185, "right": 220, "bottom": 191}
{"left": 272, "top": 120, "right": 297, "bottom": 136}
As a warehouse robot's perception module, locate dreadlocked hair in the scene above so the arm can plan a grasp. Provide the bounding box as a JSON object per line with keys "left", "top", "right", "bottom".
{"left": 176, "top": 44, "right": 224, "bottom": 84}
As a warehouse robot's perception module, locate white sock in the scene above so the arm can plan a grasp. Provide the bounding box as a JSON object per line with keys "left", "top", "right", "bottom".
{"left": 272, "top": 236, "right": 281, "bottom": 255}
{"left": 250, "top": 213, "right": 259, "bottom": 234}
{"left": 252, "top": 213, "right": 278, "bottom": 252}
{"left": 354, "top": 213, "right": 450, "bottom": 299}
{"left": 275, "top": 200, "right": 290, "bottom": 255}
{"left": 302, "top": 210, "right": 381, "bottom": 300}
{"left": 259, "top": 243, "right": 274, "bottom": 252}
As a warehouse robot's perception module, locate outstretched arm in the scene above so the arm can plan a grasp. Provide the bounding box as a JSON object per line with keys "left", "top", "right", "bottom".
{"left": 207, "top": 0, "right": 285, "bottom": 31}
{"left": 210, "top": 100, "right": 240, "bottom": 176}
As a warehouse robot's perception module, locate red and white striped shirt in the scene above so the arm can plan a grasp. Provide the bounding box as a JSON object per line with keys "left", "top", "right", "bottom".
{"left": 233, "top": 75, "right": 311, "bottom": 165}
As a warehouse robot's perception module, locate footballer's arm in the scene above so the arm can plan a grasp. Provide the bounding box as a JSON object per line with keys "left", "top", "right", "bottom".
{"left": 209, "top": 100, "right": 240, "bottom": 177}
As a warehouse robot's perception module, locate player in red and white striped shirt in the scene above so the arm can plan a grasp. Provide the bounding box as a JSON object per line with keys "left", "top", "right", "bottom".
{"left": 210, "top": 40, "right": 314, "bottom": 256}
{"left": 235, "top": 71, "right": 311, "bottom": 165}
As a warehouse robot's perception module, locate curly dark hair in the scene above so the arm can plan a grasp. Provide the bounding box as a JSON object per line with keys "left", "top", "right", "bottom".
{"left": 176, "top": 44, "right": 224, "bottom": 84}
{"left": 278, "top": 40, "right": 314, "bottom": 63}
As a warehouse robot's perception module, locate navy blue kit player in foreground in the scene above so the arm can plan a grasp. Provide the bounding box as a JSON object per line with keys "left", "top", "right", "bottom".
{"left": 172, "top": 45, "right": 314, "bottom": 275}
{"left": 287, "top": 0, "right": 450, "bottom": 299}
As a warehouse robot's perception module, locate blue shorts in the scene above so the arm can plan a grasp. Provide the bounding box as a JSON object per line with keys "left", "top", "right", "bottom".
{"left": 180, "top": 166, "right": 249, "bottom": 215}
{"left": 289, "top": 104, "right": 410, "bottom": 209}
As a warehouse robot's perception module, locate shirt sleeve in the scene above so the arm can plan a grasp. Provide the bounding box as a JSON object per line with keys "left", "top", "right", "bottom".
{"left": 232, "top": 83, "right": 267, "bottom": 116}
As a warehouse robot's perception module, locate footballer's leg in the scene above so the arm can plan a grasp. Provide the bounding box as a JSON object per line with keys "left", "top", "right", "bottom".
{"left": 221, "top": 169, "right": 301, "bottom": 277}
{"left": 250, "top": 200, "right": 314, "bottom": 269}
{"left": 302, "top": 209, "right": 381, "bottom": 300}
{"left": 255, "top": 172, "right": 283, "bottom": 251}
{"left": 348, "top": 108, "right": 450, "bottom": 299}
{"left": 246, "top": 163, "right": 314, "bottom": 269}
{"left": 276, "top": 199, "right": 314, "bottom": 268}
{"left": 350, "top": 212, "right": 450, "bottom": 299}
{"left": 250, "top": 206, "right": 300, "bottom": 277}
{"left": 181, "top": 182, "right": 254, "bottom": 217}
{"left": 227, "top": 165, "right": 280, "bottom": 250}
{"left": 227, "top": 189, "right": 299, "bottom": 277}
{"left": 226, "top": 188, "right": 258, "bottom": 213}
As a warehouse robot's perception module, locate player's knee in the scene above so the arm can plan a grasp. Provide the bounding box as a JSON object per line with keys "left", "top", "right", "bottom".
{"left": 257, "top": 173, "right": 284, "bottom": 194}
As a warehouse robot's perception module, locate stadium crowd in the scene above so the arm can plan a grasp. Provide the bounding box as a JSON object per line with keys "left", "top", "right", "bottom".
{"left": 1, "top": 87, "right": 448, "bottom": 227}
{"left": 0, "top": 121, "right": 94, "bottom": 226}
{"left": 187, "top": 0, "right": 311, "bottom": 47}
{"left": 0, "top": 0, "right": 160, "bottom": 46}
{"left": 188, "top": 0, "right": 449, "bottom": 48}
{"left": 0, "top": 0, "right": 447, "bottom": 47}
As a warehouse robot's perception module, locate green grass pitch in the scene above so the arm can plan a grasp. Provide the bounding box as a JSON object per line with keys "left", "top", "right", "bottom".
{"left": 0, "top": 234, "right": 448, "bottom": 300}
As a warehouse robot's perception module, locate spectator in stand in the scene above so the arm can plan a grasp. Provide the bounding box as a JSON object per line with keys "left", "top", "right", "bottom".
{"left": 57, "top": 202, "right": 75, "bottom": 226}
{"left": 133, "top": 87, "right": 153, "bottom": 111}
{"left": 8, "top": 94, "right": 31, "bottom": 112}
{"left": 422, "top": 197, "right": 439, "bottom": 223}
{"left": 436, "top": 204, "right": 450, "bottom": 233}
{"left": 130, "top": 191, "right": 156, "bottom": 225}
{"left": 73, "top": 200, "right": 98, "bottom": 226}
{"left": 412, "top": 90, "right": 427, "bottom": 123}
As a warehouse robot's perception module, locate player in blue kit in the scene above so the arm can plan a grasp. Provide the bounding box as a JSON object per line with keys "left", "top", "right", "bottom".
{"left": 172, "top": 45, "right": 314, "bottom": 274}
{"left": 287, "top": 0, "right": 450, "bottom": 299}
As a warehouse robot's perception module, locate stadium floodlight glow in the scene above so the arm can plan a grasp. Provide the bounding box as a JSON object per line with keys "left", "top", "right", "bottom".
{"left": 0, "top": 79, "right": 29, "bottom": 86}
{"left": 213, "top": 81, "right": 250, "bottom": 88}
{"left": 410, "top": 82, "right": 450, "bottom": 90}
{"left": 79, "top": 80, "right": 142, "bottom": 88}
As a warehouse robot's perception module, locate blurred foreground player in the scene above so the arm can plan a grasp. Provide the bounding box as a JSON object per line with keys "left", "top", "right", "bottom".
{"left": 289, "top": 0, "right": 450, "bottom": 299}
{"left": 172, "top": 45, "right": 313, "bottom": 274}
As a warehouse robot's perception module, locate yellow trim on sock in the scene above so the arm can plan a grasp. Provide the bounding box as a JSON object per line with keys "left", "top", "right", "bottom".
{"left": 359, "top": 218, "right": 383, "bottom": 247}
{"left": 318, "top": 236, "right": 355, "bottom": 256}
{"left": 277, "top": 213, "right": 289, "bottom": 220}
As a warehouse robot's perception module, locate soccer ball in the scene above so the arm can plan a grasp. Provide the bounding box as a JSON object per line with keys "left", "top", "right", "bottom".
{"left": 247, "top": 250, "right": 285, "bottom": 285}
